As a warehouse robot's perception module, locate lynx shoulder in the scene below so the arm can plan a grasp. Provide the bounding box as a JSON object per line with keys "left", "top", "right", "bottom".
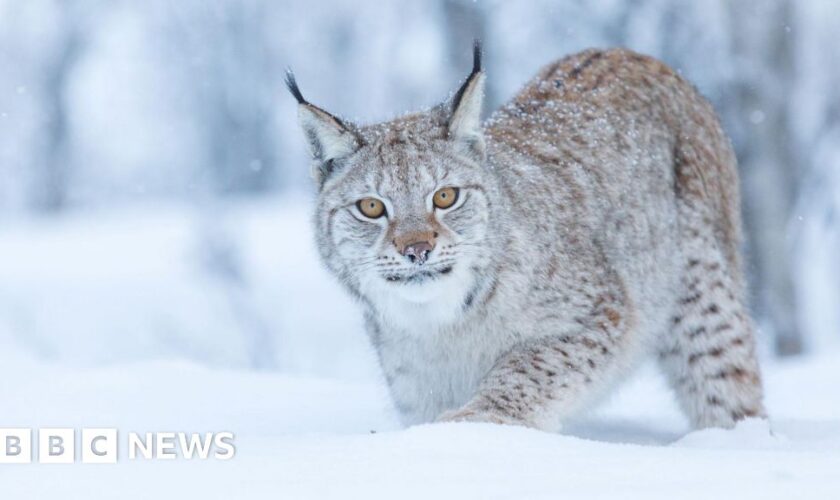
{"left": 287, "top": 44, "right": 764, "bottom": 431}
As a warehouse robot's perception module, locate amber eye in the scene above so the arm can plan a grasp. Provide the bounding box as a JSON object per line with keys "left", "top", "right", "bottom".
{"left": 356, "top": 197, "right": 386, "bottom": 219}
{"left": 433, "top": 187, "right": 459, "bottom": 210}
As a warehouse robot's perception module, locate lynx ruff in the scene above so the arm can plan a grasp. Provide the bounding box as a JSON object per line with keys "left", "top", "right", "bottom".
{"left": 286, "top": 43, "right": 765, "bottom": 431}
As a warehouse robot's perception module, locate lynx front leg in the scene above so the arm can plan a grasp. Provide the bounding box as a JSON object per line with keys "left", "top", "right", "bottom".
{"left": 440, "top": 315, "right": 628, "bottom": 430}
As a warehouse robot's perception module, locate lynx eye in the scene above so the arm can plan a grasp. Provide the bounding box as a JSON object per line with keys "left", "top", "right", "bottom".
{"left": 433, "top": 187, "right": 459, "bottom": 210}
{"left": 356, "top": 197, "right": 386, "bottom": 219}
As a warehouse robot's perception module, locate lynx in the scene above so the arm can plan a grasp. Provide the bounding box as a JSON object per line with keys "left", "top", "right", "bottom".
{"left": 286, "top": 42, "right": 765, "bottom": 431}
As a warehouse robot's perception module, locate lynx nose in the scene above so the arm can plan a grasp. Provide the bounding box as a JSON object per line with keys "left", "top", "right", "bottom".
{"left": 401, "top": 241, "right": 434, "bottom": 265}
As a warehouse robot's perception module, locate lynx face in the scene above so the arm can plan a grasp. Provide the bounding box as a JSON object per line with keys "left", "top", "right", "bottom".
{"left": 316, "top": 123, "right": 495, "bottom": 311}
{"left": 287, "top": 44, "right": 495, "bottom": 327}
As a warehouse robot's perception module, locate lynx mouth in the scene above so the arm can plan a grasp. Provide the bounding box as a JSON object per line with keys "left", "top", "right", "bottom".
{"left": 384, "top": 265, "right": 454, "bottom": 284}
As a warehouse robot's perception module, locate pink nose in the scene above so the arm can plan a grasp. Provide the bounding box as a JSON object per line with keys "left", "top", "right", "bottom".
{"left": 401, "top": 241, "right": 434, "bottom": 265}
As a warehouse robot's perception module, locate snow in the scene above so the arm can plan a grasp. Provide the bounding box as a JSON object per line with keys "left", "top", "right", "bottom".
{"left": 1, "top": 198, "right": 838, "bottom": 499}
{"left": 0, "top": 195, "right": 378, "bottom": 379}
{"left": 1, "top": 352, "right": 838, "bottom": 499}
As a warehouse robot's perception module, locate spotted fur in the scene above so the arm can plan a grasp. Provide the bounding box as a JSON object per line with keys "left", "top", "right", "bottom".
{"left": 289, "top": 47, "right": 765, "bottom": 430}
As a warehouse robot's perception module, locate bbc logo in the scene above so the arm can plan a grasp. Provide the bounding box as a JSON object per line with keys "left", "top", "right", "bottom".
{"left": 1, "top": 428, "right": 118, "bottom": 464}
{"left": 1, "top": 428, "right": 235, "bottom": 463}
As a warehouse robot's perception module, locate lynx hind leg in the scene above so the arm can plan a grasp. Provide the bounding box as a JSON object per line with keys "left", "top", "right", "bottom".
{"left": 659, "top": 210, "right": 765, "bottom": 429}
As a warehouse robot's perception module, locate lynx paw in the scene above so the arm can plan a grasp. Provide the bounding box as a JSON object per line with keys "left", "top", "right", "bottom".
{"left": 437, "top": 406, "right": 521, "bottom": 426}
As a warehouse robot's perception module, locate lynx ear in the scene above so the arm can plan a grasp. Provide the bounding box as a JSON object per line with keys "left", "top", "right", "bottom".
{"left": 447, "top": 41, "right": 486, "bottom": 159}
{"left": 285, "top": 70, "right": 362, "bottom": 185}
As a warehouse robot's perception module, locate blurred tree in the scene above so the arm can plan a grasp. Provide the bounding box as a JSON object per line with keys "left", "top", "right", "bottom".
{"left": 789, "top": 0, "right": 840, "bottom": 352}
{"left": 157, "top": 0, "right": 282, "bottom": 369}
{"left": 165, "top": 0, "right": 279, "bottom": 195}
{"left": 726, "top": 0, "right": 802, "bottom": 355}
{"left": 30, "top": 1, "right": 87, "bottom": 211}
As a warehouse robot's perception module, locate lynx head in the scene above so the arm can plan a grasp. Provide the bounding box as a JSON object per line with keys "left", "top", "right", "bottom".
{"left": 287, "top": 42, "right": 502, "bottom": 326}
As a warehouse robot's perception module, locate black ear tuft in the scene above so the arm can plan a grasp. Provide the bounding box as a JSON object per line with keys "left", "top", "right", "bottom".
{"left": 285, "top": 68, "right": 308, "bottom": 105}
{"left": 472, "top": 39, "right": 482, "bottom": 74}
{"left": 452, "top": 40, "right": 483, "bottom": 113}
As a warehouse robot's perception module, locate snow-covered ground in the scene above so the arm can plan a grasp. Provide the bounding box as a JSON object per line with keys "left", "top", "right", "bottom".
{"left": 0, "top": 197, "right": 838, "bottom": 499}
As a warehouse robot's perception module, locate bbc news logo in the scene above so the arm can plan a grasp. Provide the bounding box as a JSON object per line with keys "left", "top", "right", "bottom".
{"left": 0, "top": 428, "right": 235, "bottom": 463}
